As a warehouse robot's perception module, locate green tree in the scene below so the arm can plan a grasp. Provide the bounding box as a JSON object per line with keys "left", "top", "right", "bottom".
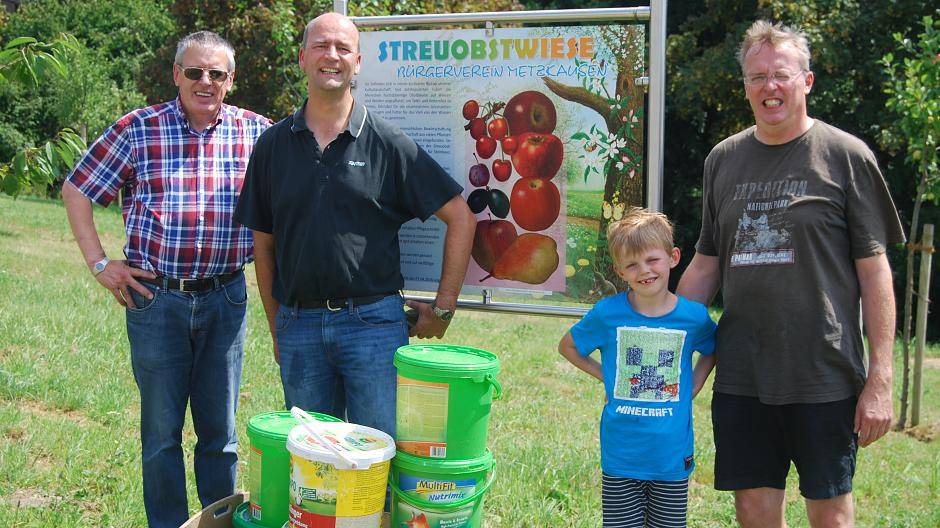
{"left": 880, "top": 13, "right": 940, "bottom": 428}
{"left": 0, "top": 0, "right": 173, "bottom": 195}
{"left": 0, "top": 35, "right": 86, "bottom": 196}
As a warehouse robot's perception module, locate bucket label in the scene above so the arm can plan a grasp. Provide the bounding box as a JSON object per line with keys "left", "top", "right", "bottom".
{"left": 249, "top": 445, "right": 263, "bottom": 520}
{"left": 397, "top": 376, "right": 449, "bottom": 458}
{"left": 289, "top": 456, "right": 390, "bottom": 527}
{"left": 393, "top": 504, "right": 474, "bottom": 528}
{"left": 399, "top": 474, "right": 477, "bottom": 503}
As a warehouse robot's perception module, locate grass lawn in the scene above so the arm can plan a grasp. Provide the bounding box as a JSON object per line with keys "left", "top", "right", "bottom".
{"left": 0, "top": 195, "right": 938, "bottom": 527}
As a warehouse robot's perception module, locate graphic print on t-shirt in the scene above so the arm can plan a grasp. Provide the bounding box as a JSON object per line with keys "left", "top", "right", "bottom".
{"left": 614, "top": 327, "right": 686, "bottom": 402}
{"left": 729, "top": 178, "right": 807, "bottom": 267}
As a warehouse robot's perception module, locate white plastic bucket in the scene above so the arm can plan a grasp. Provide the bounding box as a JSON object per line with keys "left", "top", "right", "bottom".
{"left": 286, "top": 422, "right": 396, "bottom": 528}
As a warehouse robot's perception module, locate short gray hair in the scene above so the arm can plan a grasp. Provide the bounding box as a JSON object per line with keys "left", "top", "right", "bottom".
{"left": 738, "top": 20, "right": 811, "bottom": 73}
{"left": 175, "top": 31, "right": 235, "bottom": 71}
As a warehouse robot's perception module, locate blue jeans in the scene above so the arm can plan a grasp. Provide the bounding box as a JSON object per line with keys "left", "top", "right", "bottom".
{"left": 276, "top": 294, "right": 407, "bottom": 436}
{"left": 126, "top": 273, "right": 247, "bottom": 528}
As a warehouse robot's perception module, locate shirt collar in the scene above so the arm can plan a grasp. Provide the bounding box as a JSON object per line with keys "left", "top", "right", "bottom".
{"left": 172, "top": 97, "right": 231, "bottom": 131}
{"left": 291, "top": 98, "right": 368, "bottom": 139}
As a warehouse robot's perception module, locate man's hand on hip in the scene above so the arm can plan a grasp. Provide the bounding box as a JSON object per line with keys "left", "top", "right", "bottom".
{"left": 854, "top": 378, "right": 892, "bottom": 447}
{"left": 405, "top": 300, "right": 451, "bottom": 339}
{"left": 95, "top": 260, "right": 157, "bottom": 308}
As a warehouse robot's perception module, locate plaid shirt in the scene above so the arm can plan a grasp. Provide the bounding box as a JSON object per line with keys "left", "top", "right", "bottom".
{"left": 67, "top": 98, "right": 271, "bottom": 278}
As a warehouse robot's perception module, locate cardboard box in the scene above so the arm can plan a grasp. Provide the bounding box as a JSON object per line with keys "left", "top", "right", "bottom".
{"left": 179, "top": 493, "right": 389, "bottom": 528}
{"left": 180, "top": 492, "right": 247, "bottom": 528}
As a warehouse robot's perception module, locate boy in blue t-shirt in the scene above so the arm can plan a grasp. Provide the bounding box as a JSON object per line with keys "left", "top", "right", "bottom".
{"left": 559, "top": 208, "right": 716, "bottom": 527}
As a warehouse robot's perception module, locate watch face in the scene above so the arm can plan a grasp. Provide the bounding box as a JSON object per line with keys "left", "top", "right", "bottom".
{"left": 432, "top": 304, "right": 454, "bottom": 321}
{"left": 93, "top": 258, "right": 109, "bottom": 275}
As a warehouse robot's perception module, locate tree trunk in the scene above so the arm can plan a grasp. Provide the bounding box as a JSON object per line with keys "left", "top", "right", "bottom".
{"left": 896, "top": 161, "right": 929, "bottom": 429}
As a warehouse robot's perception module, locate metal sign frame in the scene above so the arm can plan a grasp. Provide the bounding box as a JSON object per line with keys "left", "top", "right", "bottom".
{"left": 334, "top": 2, "right": 667, "bottom": 318}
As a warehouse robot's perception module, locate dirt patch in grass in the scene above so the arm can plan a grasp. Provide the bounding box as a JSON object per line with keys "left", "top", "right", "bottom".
{"left": 924, "top": 357, "right": 940, "bottom": 369}
{"left": 17, "top": 399, "right": 93, "bottom": 426}
{"left": 903, "top": 422, "right": 938, "bottom": 443}
{"left": 2, "top": 426, "right": 25, "bottom": 440}
{"left": 34, "top": 453, "right": 55, "bottom": 472}
{"left": 1, "top": 488, "right": 64, "bottom": 509}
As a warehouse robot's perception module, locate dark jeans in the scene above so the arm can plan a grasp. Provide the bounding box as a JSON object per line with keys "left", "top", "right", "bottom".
{"left": 126, "top": 274, "right": 247, "bottom": 528}
{"left": 276, "top": 294, "right": 407, "bottom": 436}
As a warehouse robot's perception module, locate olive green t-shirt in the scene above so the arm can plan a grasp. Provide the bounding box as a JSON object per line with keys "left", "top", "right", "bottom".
{"left": 696, "top": 121, "right": 904, "bottom": 404}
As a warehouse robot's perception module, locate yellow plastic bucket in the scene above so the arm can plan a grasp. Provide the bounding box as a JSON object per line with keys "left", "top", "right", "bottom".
{"left": 286, "top": 421, "right": 396, "bottom": 528}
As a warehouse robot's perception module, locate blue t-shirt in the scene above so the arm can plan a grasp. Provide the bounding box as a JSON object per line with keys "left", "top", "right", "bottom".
{"left": 570, "top": 294, "right": 716, "bottom": 480}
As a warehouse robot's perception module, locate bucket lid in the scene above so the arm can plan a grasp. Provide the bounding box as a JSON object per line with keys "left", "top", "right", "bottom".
{"left": 392, "top": 449, "right": 494, "bottom": 475}
{"left": 248, "top": 410, "right": 342, "bottom": 441}
{"left": 394, "top": 344, "right": 500, "bottom": 376}
{"left": 286, "top": 422, "right": 396, "bottom": 470}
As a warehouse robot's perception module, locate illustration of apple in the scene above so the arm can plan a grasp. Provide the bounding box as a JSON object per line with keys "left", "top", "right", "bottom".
{"left": 504, "top": 91, "right": 557, "bottom": 136}
{"left": 485, "top": 233, "right": 559, "bottom": 284}
{"left": 500, "top": 136, "right": 518, "bottom": 155}
{"left": 469, "top": 118, "right": 487, "bottom": 140}
{"left": 492, "top": 159, "right": 512, "bottom": 182}
{"left": 462, "top": 100, "right": 479, "bottom": 120}
{"left": 472, "top": 218, "right": 518, "bottom": 272}
{"left": 487, "top": 117, "right": 508, "bottom": 140}
{"left": 510, "top": 177, "right": 560, "bottom": 232}
{"left": 476, "top": 136, "right": 497, "bottom": 159}
{"left": 511, "top": 132, "right": 564, "bottom": 180}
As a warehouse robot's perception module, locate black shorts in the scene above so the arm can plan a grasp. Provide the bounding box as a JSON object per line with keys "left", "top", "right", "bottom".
{"left": 712, "top": 392, "right": 858, "bottom": 500}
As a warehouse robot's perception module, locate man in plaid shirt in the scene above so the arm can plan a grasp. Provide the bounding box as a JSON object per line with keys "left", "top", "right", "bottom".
{"left": 62, "top": 31, "right": 270, "bottom": 527}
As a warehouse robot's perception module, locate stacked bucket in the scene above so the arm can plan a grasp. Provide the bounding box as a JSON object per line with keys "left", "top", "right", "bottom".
{"left": 391, "top": 344, "right": 501, "bottom": 528}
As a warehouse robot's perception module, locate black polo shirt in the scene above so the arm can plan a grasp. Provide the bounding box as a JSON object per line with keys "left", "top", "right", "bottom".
{"left": 235, "top": 100, "right": 462, "bottom": 304}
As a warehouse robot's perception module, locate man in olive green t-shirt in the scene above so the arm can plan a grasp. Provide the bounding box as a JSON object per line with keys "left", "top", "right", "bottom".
{"left": 678, "top": 20, "right": 904, "bottom": 528}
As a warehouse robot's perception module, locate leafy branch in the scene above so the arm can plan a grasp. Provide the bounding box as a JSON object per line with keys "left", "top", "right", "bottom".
{"left": 0, "top": 34, "right": 87, "bottom": 197}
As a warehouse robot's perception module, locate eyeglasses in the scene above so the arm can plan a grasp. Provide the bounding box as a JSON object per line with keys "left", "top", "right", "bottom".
{"left": 179, "top": 66, "right": 230, "bottom": 82}
{"left": 743, "top": 70, "right": 806, "bottom": 86}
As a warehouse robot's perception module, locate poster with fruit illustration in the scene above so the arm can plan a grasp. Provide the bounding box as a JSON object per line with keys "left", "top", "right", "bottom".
{"left": 357, "top": 24, "right": 646, "bottom": 302}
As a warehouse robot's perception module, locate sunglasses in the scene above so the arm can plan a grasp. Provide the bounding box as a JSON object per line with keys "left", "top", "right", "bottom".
{"left": 179, "top": 66, "right": 230, "bottom": 82}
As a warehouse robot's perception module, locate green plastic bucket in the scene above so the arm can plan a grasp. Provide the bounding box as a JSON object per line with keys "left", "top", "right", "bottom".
{"left": 390, "top": 450, "right": 495, "bottom": 528}
{"left": 247, "top": 411, "right": 342, "bottom": 528}
{"left": 394, "top": 344, "right": 501, "bottom": 460}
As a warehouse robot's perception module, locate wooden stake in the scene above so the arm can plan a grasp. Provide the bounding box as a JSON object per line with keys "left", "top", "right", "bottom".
{"left": 911, "top": 224, "right": 934, "bottom": 427}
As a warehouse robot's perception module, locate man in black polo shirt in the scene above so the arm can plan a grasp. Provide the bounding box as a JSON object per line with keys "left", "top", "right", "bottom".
{"left": 235, "top": 12, "right": 475, "bottom": 435}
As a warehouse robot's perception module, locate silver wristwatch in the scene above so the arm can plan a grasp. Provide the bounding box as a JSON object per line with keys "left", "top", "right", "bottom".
{"left": 431, "top": 301, "right": 454, "bottom": 322}
{"left": 92, "top": 256, "right": 110, "bottom": 276}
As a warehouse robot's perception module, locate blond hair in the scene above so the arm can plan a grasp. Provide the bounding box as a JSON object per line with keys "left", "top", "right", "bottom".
{"left": 606, "top": 208, "right": 674, "bottom": 265}
{"left": 737, "top": 20, "right": 811, "bottom": 74}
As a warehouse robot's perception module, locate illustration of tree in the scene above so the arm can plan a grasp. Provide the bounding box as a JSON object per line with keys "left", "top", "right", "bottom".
{"left": 541, "top": 24, "right": 646, "bottom": 288}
